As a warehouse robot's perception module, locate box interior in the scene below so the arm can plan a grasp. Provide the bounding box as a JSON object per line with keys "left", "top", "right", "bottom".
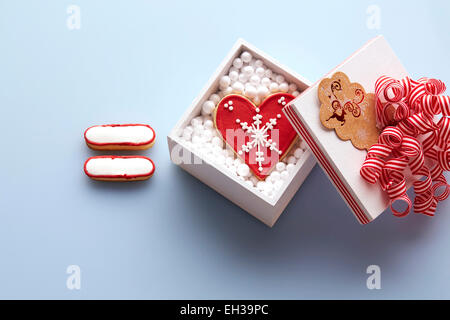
{"left": 168, "top": 39, "right": 314, "bottom": 206}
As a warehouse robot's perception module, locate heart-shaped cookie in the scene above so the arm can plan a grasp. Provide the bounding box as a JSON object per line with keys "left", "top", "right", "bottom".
{"left": 214, "top": 93, "right": 298, "bottom": 180}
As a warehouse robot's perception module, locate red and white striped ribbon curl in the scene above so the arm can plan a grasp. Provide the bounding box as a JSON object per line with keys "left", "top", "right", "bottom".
{"left": 361, "top": 76, "right": 450, "bottom": 217}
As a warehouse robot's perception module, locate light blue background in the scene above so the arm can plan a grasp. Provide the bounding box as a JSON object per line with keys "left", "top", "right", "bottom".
{"left": 0, "top": 0, "right": 449, "bottom": 299}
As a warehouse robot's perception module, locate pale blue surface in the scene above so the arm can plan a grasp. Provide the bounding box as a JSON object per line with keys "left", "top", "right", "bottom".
{"left": 0, "top": 0, "right": 449, "bottom": 299}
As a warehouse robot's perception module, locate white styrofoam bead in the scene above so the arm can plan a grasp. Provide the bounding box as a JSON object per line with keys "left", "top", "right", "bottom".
{"left": 289, "top": 83, "right": 297, "bottom": 92}
{"left": 224, "top": 86, "right": 233, "bottom": 95}
{"left": 270, "top": 171, "right": 281, "bottom": 181}
{"left": 225, "top": 156, "right": 234, "bottom": 167}
{"left": 279, "top": 82, "right": 289, "bottom": 92}
{"left": 250, "top": 75, "right": 261, "bottom": 86}
{"left": 287, "top": 156, "right": 296, "bottom": 164}
{"left": 241, "top": 51, "right": 252, "bottom": 63}
{"left": 204, "top": 119, "right": 214, "bottom": 129}
{"left": 263, "top": 191, "right": 272, "bottom": 197}
{"left": 292, "top": 90, "right": 300, "bottom": 97}
{"left": 300, "top": 140, "right": 307, "bottom": 149}
{"left": 202, "top": 130, "right": 213, "bottom": 142}
{"left": 233, "top": 158, "right": 242, "bottom": 167}
{"left": 184, "top": 125, "right": 194, "bottom": 135}
{"left": 286, "top": 163, "right": 296, "bottom": 173}
{"left": 215, "top": 155, "right": 226, "bottom": 165}
{"left": 232, "top": 81, "right": 244, "bottom": 93}
{"left": 192, "top": 134, "right": 202, "bottom": 145}
{"left": 237, "top": 163, "right": 250, "bottom": 177}
{"left": 263, "top": 182, "right": 273, "bottom": 193}
{"left": 253, "top": 96, "right": 261, "bottom": 105}
{"left": 256, "top": 181, "right": 266, "bottom": 191}
{"left": 261, "top": 77, "right": 271, "bottom": 87}
{"left": 191, "top": 116, "right": 203, "bottom": 127}
{"left": 255, "top": 67, "right": 265, "bottom": 77}
{"left": 233, "top": 58, "right": 243, "bottom": 69}
{"left": 197, "top": 146, "right": 208, "bottom": 155}
{"left": 226, "top": 147, "right": 235, "bottom": 158}
{"left": 257, "top": 85, "right": 269, "bottom": 98}
{"left": 254, "top": 59, "right": 263, "bottom": 68}
{"left": 193, "top": 124, "right": 204, "bottom": 134}
{"left": 280, "top": 170, "right": 289, "bottom": 180}
{"left": 229, "top": 66, "right": 239, "bottom": 74}
{"left": 276, "top": 162, "right": 286, "bottom": 172}
{"left": 203, "top": 142, "right": 213, "bottom": 150}
{"left": 219, "top": 88, "right": 231, "bottom": 98}
{"left": 211, "top": 136, "right": 223, "bottom": 148}
{"left": 219, "top": 76, "right": 231, "bottom": 89}
{"left": 275, "top": 75, "right": 285, "bottom": 84}
{"left": 203, "top": 115, "right": 212, "bottom": 122}
{"left": 175, "top": 128, "right": 184, "bottom": 137}
{"left": 243, "top": 65, "right": 254, "bottom": 76}
{"left": 244, "top": 180, "right": 254, "bottom": 188}
{"left": 182, "top": 131, "right": 192, "bottom": 141}
{"left": 202, "top": 100, "right": 215, "bottom": 115}
{"left": 221, "top": 148, "right": 229, "bottom": 157}
{"left": 244, "top": 85, "right": 257, "bottom": 98}
{"left": 265, "top": 69, "right": 273, "bottom": 78}
{"left": 269, "top": 82, "right": 279, "bottom": 92}
{"left": 238, "top": 73, "right": 248, "bottom": 83}
{"left": 227, "top": 164, "right": 237, "bottom": 175}
{"left": 273, "top": 180, "right": 284, "bottom": 190}
{"left": 294, "top": 148, "right": 303, "bottom": 159}
{"left": 209, "top": 93, "right": 220, "bottom": 104}
{"left": 229, "top": 70, "right": 239, "bottom": 81}
{"left": 250, "top": 176, "right": 259, "bottom": 186}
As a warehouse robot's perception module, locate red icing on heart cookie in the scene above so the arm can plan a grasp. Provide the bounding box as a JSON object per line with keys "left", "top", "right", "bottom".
{"left": 214, "top": 93, "right": 298, "bottom": 180}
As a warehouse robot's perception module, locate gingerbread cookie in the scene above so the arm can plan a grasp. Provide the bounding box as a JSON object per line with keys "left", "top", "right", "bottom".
{"left": 318, "top": 72, "right": 379, "bottom": 150}
{"left": 214, "top": 93, "right": 298, "bottom": 180}
{"left": 84, "top": 124, "right": 155, "bottom": 150}
{"left": 84, "top": 156, "right": 155, "bottom": 181}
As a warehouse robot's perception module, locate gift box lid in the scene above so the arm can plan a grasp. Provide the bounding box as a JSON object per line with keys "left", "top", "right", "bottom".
{"left": 283, "top": 35, "right": 408, "bottom": 224}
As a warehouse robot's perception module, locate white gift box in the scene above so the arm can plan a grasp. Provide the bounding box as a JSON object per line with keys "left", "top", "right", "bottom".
{"left": 167, "top": 39, "right": 316, "bottom": 227}
{"left": 283, "top": 35, "right": 408, "bottom": 224}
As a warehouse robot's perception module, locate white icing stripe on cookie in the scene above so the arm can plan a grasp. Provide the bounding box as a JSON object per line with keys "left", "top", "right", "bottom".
{"left": 84, "top": 156, "right": 154, "bottom": 178}
{"left": 85, "top": 124, "right": 155, "bottom": 145}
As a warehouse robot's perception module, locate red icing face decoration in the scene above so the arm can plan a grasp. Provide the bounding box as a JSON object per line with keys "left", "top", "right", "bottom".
{"left": 214, "top": 93, "right": 298, "bottom": 180}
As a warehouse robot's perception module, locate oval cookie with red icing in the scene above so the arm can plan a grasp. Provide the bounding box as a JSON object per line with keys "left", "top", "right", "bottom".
{"left": 84, "top": 124, "right": 156, "bottom": 150}
{"left": 84, "top": 156, "right": 155, "bottom": 181}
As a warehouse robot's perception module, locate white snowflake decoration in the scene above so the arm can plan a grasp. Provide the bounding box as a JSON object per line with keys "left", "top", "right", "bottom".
{"left": 236, "top": 108, "right": 283, "bottom": 172}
